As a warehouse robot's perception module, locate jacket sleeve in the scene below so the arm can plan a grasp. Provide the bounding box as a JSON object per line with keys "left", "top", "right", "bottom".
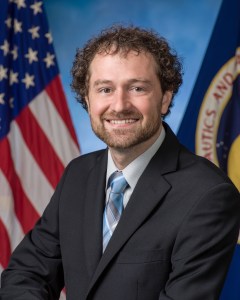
{"left": 0, "top": 163, "right": 72, "bottom": 300}
{"left": 159, "top": 182, "right": 240, "bottom": 300}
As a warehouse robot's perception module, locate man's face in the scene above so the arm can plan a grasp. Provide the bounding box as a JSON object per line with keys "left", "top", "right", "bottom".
{"left": 86, "top": 50, "right": 172, "bottom": 151}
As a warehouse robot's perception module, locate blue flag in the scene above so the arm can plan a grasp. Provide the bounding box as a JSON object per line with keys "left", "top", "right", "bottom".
{"left": 177, "top": 0, "right": 240, "bottom": 298}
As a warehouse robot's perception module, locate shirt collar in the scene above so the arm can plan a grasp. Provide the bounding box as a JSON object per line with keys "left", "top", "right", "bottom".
{"left": 106, "top": 126, "right": 166, "bottom": 190}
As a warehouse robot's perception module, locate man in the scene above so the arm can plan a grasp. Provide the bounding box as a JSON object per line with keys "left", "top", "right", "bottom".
{"left": 0, "top": 25, "right": 240, "bottom": 300}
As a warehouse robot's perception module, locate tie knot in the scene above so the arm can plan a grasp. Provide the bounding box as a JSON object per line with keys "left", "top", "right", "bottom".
{"left": 108, "top": 171, "right": 128, "bottom": 194}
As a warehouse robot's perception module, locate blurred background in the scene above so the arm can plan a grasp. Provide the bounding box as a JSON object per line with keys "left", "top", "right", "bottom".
{"left": 44, "top": 0, "right": 222, "bottom": 154}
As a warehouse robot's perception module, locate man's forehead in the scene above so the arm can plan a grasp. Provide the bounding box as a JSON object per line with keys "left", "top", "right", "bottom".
{"left": 87, "top": 49, "right": 159, "bottom": 85}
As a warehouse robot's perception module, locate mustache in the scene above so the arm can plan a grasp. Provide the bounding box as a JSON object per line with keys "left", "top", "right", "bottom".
{"left": 102, "top": 110, "right": 142, "bottom": 120}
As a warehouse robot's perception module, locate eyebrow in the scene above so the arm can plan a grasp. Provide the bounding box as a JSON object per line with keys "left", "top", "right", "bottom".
{"left": 93, "top": 80, "right": 113, "bottom": 87}
{"left": 93, "top": 78, "right": 152, "bottom": 87}
{"left": 127, "top": 78, "right": 152, "bottom": 86}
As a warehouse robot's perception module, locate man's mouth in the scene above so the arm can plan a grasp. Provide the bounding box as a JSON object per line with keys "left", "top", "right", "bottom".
{"left": 108, "top": 119, "right": 137, "bottom": 124}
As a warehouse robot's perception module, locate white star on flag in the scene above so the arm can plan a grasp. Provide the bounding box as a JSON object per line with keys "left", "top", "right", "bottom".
{"left": 22, "top": 72, "right": 35, "bottom": 89}
{"left": 25, "top": 48, "right": 38, "bottom": 64}
{"left": 9, "top": 97, "right": 14, "bottom": 108}
{"left": 28, "top": 26, "right": 40, "bottom": 39}
{"left": 0, "top": 93, "right": 5, "bottom": 105}
{"left": 15, "top": 0, "right": 26, "bottom": 9}
{"left": 5, "top": 17, "right": 12, "bottom": 28}
{"left": 0, "top": 65, "right": 8, "bottom": 81}
{"left": 30, "top": 1, "right": 43, "bottom": 15}
{"left": 43, "top": 52, "right": 55, "bottom": 68}
{"left": 14, "top": 19, "right": 22, "bottom": 33}
{"left": 0, "top": 40, "right": 10, "bottom": 56}
{"left": 9, "top": 70, "right": 19, "bottom": 85}
{"left": 45, "top": 32, "right": 53, "bottom": 44}
{"left": 11, "top": 46, "right": 18, "bottom": 60}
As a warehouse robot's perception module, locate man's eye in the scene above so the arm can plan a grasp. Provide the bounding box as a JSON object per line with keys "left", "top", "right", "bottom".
{"left": 99, "top": 88, "right": 111, "bottom": 93}
{"left": 131, "top": 86, "right": 145, "bottom": 92}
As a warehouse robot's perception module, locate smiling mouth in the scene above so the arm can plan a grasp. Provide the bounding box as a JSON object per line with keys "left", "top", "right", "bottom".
{"left": 108, "top": 119, "right": 138, "bottom": 124}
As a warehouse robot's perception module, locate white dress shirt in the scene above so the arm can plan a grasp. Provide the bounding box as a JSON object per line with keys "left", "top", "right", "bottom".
{"left": 105, "top": 127, "right": 166, "bottom": 208}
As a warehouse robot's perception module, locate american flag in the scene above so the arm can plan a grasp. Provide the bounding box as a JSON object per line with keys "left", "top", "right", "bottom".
{"left": 0, "top": 0, "right": 80, "bottom": 291}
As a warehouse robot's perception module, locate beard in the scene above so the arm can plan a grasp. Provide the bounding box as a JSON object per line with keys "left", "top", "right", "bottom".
{"left": 89, "top": 110, "right": 162, "bottom": 150}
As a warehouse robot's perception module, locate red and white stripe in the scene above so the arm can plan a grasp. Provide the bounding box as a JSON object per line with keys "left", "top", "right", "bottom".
{"left": 0, "top": 76, "right": 80, "bottom": 297}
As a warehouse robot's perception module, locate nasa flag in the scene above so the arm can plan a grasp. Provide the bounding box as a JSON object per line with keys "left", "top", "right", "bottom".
{"left": 177, "top": 0, "right": 240, "bottom": 298}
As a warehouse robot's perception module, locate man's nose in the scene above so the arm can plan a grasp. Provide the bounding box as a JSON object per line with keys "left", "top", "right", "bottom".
{"left": 110, "top": 89, "right": 131, "bottom": 112}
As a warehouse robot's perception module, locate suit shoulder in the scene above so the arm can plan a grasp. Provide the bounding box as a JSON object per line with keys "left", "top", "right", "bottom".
{"left": 61, "top": 149, "right": 107, "bottom": 180}
{"left": 178, "top": 145, "right": 235, "bottom": 187}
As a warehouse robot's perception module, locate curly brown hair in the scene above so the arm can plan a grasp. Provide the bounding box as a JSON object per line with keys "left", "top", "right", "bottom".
{"left": 71, "top": 25, "right": 183, "bottom": 116}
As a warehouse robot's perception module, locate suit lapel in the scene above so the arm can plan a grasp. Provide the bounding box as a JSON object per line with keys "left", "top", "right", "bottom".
{"left": 83, "top": 150, "right": 108, "bottom": 278}
{"left": 86, "top": 123, "right": 181, "bottom": 297}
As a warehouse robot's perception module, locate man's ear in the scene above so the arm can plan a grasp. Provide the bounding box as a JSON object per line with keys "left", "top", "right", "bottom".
{"left": 161, "top": 91, "right": 173, "bottom": 115}
{"left": 85, "top": 97, "right": 90, "bottom": 111}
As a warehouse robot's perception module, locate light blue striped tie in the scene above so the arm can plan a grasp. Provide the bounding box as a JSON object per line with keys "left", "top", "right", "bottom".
{"left": 102, "top": 171, "right": 128, "bottom": 252}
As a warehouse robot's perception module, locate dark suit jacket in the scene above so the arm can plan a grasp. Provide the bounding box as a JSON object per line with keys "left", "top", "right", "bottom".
{"left": 1, "top": 124, "right": 240, "bottom": 300}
